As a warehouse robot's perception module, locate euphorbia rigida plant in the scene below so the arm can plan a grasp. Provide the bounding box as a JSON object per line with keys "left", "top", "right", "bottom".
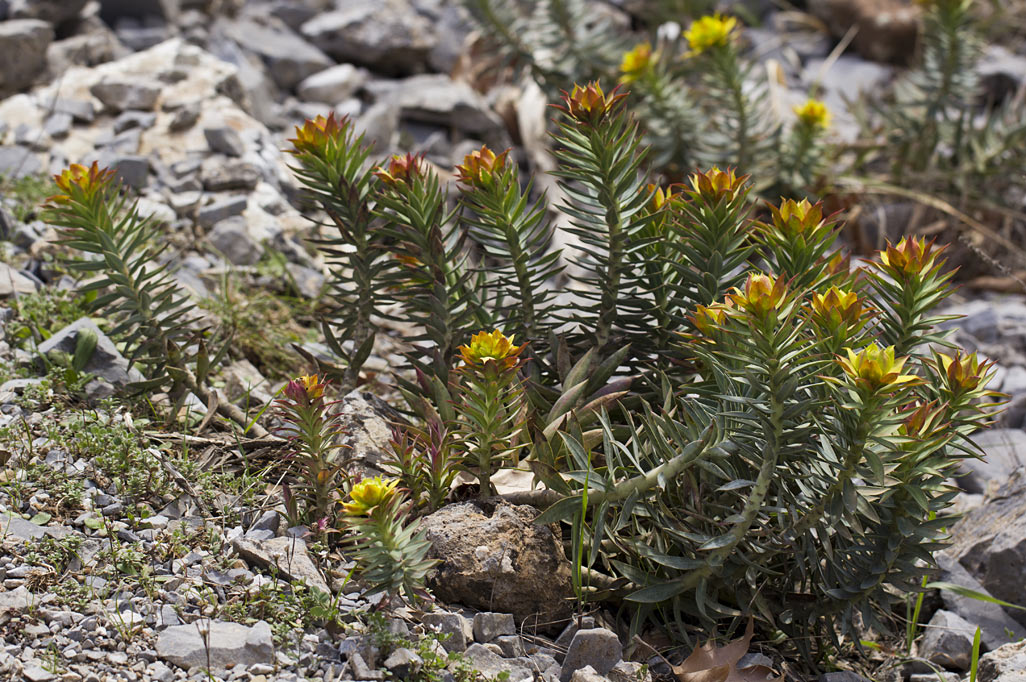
{"left": 284, "top": 84, "right": 999, "bottom": 656}
{"left": 275, "top": 374, "right": 349, "bottom": 529}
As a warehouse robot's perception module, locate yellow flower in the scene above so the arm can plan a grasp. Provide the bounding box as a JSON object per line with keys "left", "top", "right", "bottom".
{"left": 838, "top": 343, "right": 918, "bottom": 391}
{"left": 342, "top": 476, "right": 399, "bottom": 516}
{"left": 728, "top": 273, "right": 788, "bottom": 318}
{"left": 283, "top": 374, "right": 327, "bottom": 404}
{"left": 810, "top": 287, "right": 864, "bottom": 329}
{"left": 456, "top": 145, "right": 509, "bottom": 187}
{"left": 459, "top": 330, "right": 523, "bottom": 367}
{"left": 936, "top": 351, "right": 990, "bottom": 393}
{"left": 374, "top": 153, "right": 422, "bottom": 187}
{"left": 761, "top": 198, "right": 832, "bottom": 243}
{"left": 685, "top": 15, "right": 738, "bottom": 55}
{"left": 289, "top": 113, "right": 347, "bottom": 155}
{"left": 48, "top": 162, "right": 116, "bottom": 204}
{"left": 825, "top": 251, "right": 851, "bottom": 278}
{"left": 878, "top": 237, "right": 946, "bottom": 277}
{"left": 794, "top": 99, "right": 831, "bottom": 129}
{"left": 619, "top": 42, "right": 653, "bottom": 84}
{"left": 560, "top": 81, "right": 628, "bottom": 123}
{"left": 646, "top": 183, "right": 680, "bottom": 213}
{"left": 686, "top": 167, "right": 746, "bottom": 203}
{"left": 690, "top": 300, "right": 734, "bottom": 337}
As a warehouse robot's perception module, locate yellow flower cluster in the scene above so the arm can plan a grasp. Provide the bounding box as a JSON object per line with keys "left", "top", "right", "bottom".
{"left": 619, "top": 42, "right": 653, "bottom": 84}
{"left": 879, "top": 236, "right": 946, "bottom": 277}
{"left": 342, "top": 476, "right": 399, "bottom": 516}
{"left": 561, "top": 81, "right": 627, "bottom": 123}
{"left": 459, "top": 330, "right": 523, "bottom": 366}
{"left": 374, "top": 153, "right": 422, "bottom": 187}
{"left": 49, "top": 162, "right": 115, "bottom": 204}
{"left": 685, "top": 15, "right": 738, "bottom": 54}
{"left": 794, "top": 99, "right": 831, "bottom": 129}
{"left": 839, "top": 343, "right": 918, "bottom": 392}
{"left": 729, "top": 273, "right": 788, "bottom": 318}
{"left": 456, "top": 145, "right": 509, "bottom": 188}
{"left": 686, "top": 166, "right": 745, "bottom": 202}
{"left": 289, "top": 113, "right": 347, "bottom": 155}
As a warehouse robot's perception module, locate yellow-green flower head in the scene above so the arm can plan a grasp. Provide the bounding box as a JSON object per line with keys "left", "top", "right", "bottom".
{"left": 288, "top": 113, "right": 348, "bottom": 155}
{"left": 456, "top": 145, "right": 509, "bottom": 188}
{"left": 811, "top": 287, "right": 863, "bottom": 326}
{"left": 685, "top": 14, "right": 738, "bottom": 55}
{"left": 936, "top": 350, "right": 990, "bottom": 393}
{"left": 560, "top": 81, "right": 628, "bottom": 123}
{"left": 839, "top": 343, "right": 918, "bottom": 392}
{"left": 48, "top": 162, "right": 116, "bottom": 204}
{"left": 619, "top": 42, "right": 653, "bottom": 84}
{"left": 728, "top": 273, "right": 788, "bottom": 318}
{"left": 794, "top": 99, "right": 831, "bottom": 129}
{"left": 686, "top": 166, "right": 746, "bottom": 203}
{"left": 878, "top": 236, "right": 946, "bottom": 277}
{"left": 374, "top": 152, "right": 423, "bottom": 187}
{"left": 690, "top": 299, "right": 734, "bottom": 337}
{"left": 342, "top": 476, "right": 399, "bottom": 516}
{"left": 763, "top": 198, "right": 830, "bottom": 241}
{"left": 459, "top": 330, "right": 524, "bottom": 367}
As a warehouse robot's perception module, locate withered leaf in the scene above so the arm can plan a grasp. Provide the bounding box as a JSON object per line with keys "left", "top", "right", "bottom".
{"left": 672, "top": 619, "right": 781, "bottom": 682}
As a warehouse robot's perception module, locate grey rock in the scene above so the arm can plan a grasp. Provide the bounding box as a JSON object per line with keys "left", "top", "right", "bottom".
{"left": 46, "top": 27, "right": 127, "bottom": 77}
{"left": 0, "top": 145, "right": 41, "bottom": 179}
{"left": 0, "top": 262, "right": 40, "bottom": 297}
{"left": 560, "top": 629, "right": 622, "bottom": 682}
{"left": 946, "top": 468, "right": 1026, "bottom": 626}
{"left": 296, "top": 63, "right": 367, "bottom": 104}
{"left": 461, "top": 644, "right": 532, "bottom": 682}
{"left": 608, "top": 661, "right": 651, "bottom": 682}
{"left": 495, "top": 635, "right": 525, "bottom": 658}
{"left": 422, "top": 611, "right": 470, "bottom": 653}
{"left": 395, "top": 74, "right": 505, "bottom": 137}
{"left": 384, "top": 648, "right": 423, "bottom": 679}
{"left": 350, "top": 652, "right": 385, "bottom": 681}
{"left": 51, "top": 97, "right": 95, "bottom": 123}
{"left": 247, "top": 509, "right": 280, "bottom": 535}
{"left": 920, "top": 609, "right": 976, "bottom": 671}
{"left": 9, "top": 0, "right": 88, "bottom": 24}
{"left": 569, "top": 666, "right": 608, "bottom": 682}
{"left": 556, "top": 617, "right": 595, "bottom": 652}
{"left": 285, "top": 263, "right": 326, "bottom": 299}
{"left": 226, "top": 17, "right": 332, "bottom": 91}
{"left": 113, "top": 111, "right": 157, "bottom": 133}
{"left": 1000, "top": 367, "right": 1026, "bottom": 396}
{"left": 0, "top": 19, "right": 53, "bottom": 96}
{"left": 96, "top": 127, "right": 142, "bottom": 153}
{"left": 156, "top": 620, "right": 274, "bottom": 670}
{"left": 300, "top": 0, "right": 435, "bottom": 75}
{"left": 202, "top": 161, "right": 261, "bottom": 192}
{"left": 37, "top": 317, "right": 145, "bottom": 387}
{"left": 937, "top": 553, "right": 1026, "bottom": 650}
{"left": 111, "top": 155, "right": 149, "bottom": 190}
{"left": 208, "top": 216, "right": 262, "bottom": 265}
{"left": 90, "top": 80, "right": 161, "bottom": 112}
{"left": 422, "top": 499, "right": 575, "bottom": 627}
{"left": 909, "top": 674, "right": 961, "bottom": 682}
{"left": 198, "top": 195, "right": 248, "bottom": 228}
{"left": 21, "top": 664, "right": 55, "bottom": 682}
{"left": 0, "top": 513, "right": 47, "bottom": 541}
{"left": 958, "top": 429, "right": 1026, "bottom": 494}
{"left": 232, "top": 535, "right": 329, "bottom": 593}
{"left": 978, "top": 638, "right": 1026, "bottom": 681}
{"left": 473, "top": 612, "right": 515, "bottom": 643}
{"left": 354, "top": 101, "right": 399, "bottom": 151}
{"left": 978, "top": 45, "right": 1026, "bottom": 104}
{"left": 818, "top": 674, "right": 872, "bottom": 682}
{"left": 168, "top": 103, "right": 200, "bottom": 132}
{"left": 204, "top": 127, "right": 246, "bottom": 158}
{"left": 43, "top": 112, "right": 72, "bottom": 138}
{"left": 98, "top": 0, "right": 178, "bottom": 24}
{"left": 114, "top": 24, "right": 169, "bottom": 52}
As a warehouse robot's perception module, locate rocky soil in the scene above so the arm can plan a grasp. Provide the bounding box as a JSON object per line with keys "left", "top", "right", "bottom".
{"left": 2, "top": 0, "right": 1026, "bottom": 681}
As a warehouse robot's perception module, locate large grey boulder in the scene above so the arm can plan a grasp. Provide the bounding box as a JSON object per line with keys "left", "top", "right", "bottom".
{"left": 0, "top": 19, "right": 53, "bottom": 96}
{"left": 958, "top": 429, "right": 1026, "bottom": 494}
{"left": 420, "top": 500, "right": 574, "bottom": 627}
{"left": 936, "top": 553, "right": 1026, "bottom": 651}
{"left": 946, "top": 468, "right": 1026, "bottom": 625}
{"left": 978, "top": 639, "right": 1026, "bottom": 682}
{"left": 37, "top": 317, "right": 145, "bottom": 387}
{"left": 560, "top": 628, "right": 622, "bottom": 682}
{"left": 300, "top": 0, "right": 435, "bottom": 76}
{"left": 9, "top": 0, "right": 88, "bottom": 24}
{"left": 919, "top": 609, "right": 976, "bottom": 671}
{"left": 155, "top": 620, "right": 274, "bottom": 670}
{"left": 394, "top": 74, "right": 505, "bottom": 138}
{"left": 224, "top": 17, "right": 332, "bottom": 91}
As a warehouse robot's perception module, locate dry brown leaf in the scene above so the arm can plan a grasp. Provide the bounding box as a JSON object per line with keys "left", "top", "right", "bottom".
{"left": 672, "top": 620, "right": 781, "bottom": 682}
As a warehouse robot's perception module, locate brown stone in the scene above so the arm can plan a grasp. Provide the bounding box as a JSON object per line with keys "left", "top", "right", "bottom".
{"left": 420, "top": 500, "right": 574, "bottom": 629}
{"left": 807, "top": 0, "right": 922, "bottom": 64}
